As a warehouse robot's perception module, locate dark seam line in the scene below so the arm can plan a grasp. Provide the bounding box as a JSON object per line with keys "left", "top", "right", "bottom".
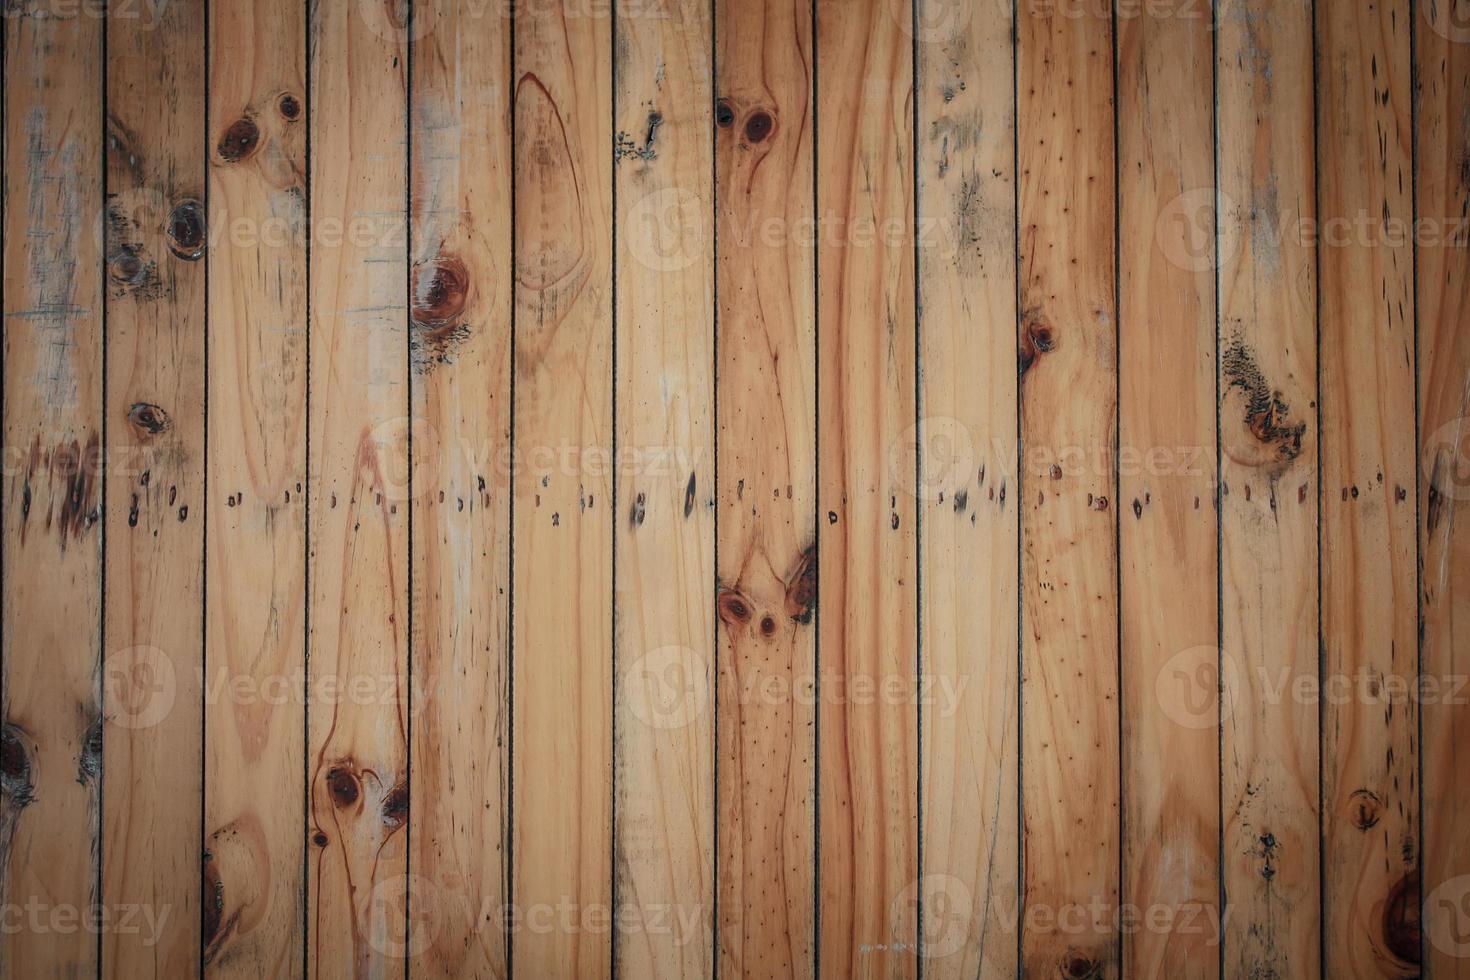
{"left": 1011, "top": 0, "right": 1022, "bottom": 974}
{"left": 910, "top": 0, "right": 923, "bottom": 972}
{"left": 98, "top": 11, "right": 108, "bottom": 977}
{"left": 1211, "top": 0, "right": 1225, "bottom": 976}
{"left": 1110, "top": 1, "right": 1124, "bottom": 973}
{"left": 506, "top": 0, "right": 518, "bottom": 970}
{"left": 709, "top": 0, "right": 719, "bottom": 972}
{"left": 1317, "top": 0, "right": 1328, "bottom": 975}
{"left": 609, "top": 3, "right": 620, "bottom": 977}
{"left": 810, "top": 0, "right": 822, "bottom": 974}
{"left": 201, "top": 1, "right": 212, "bottom": 973}
{"left": 403, "top": 9, "right": 413, "bottom": 979}
{"left": 302, "top": 4, "right": 314, "bottom": 976}
{"left": 1409, "top": 0, "right": 1426, "bottom": 971}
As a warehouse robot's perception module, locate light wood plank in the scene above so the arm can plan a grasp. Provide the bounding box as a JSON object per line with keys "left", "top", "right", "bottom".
{"left": 914, "top": 0, "right": 1018, "bottom": 975}
{"left": 305, "top": 3, "right": 410, "bottom": 975}
{"left": 1, "top": 6, "right": 104, "bottom": 977}
{"left": 1116, "top": 3, "right": 1219, "bottom": 977}
{"left": 407, "top": 2, "right": 512, "bottom": 975}
{"left": 102, "top": 0, "right": 206, "bottom": 975}
{"left": 815, "top": 0, "right": 918, "bottom": 975}
{"left": 612, "top": 0, "right": 715, "bottom": 975}
{"left": 1418, "top": 1, "right": 1470, "bottom": 975}
{"left": 511, "top": 0, "right": 613, "bottom": 974}
{"left": 203, "top": 0, "right": 308, "bottom": 973}
{"left": 1016, "top": 2, "right": 1120, "bottom": 976}
{"left": 1218, "top": 0, "right": 1321, "bottom": 974}
{"left": 713, "top": 0, "right": 817, "bottom": 973}
{"left": 1318, "top": 1, "right": 1419, "bottom": 975}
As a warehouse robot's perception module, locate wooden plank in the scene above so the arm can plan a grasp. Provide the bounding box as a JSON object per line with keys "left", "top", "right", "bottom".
{"left": 305, "top": 2, "right": 409, "bottom": 975}
{"left": 1317, "top": 1, "right": 1420, "bottom": 975}
{"left": 102, "top": 0, "right": 205, "bottom": 975}
{"left": 814, "top": 0, "right": 918, "bottom": 974}
{"left": 712, "top": 0, "right": 817, "bottom": 972}
{"left": 1217, "top": 0, "right": 1321, "bottom": 974}
{"left": 0, "top": 6, "right": 104, "bottom": 978}
{"left": 913, "top": 0, "right": 1017, "bottom": 975}
{"left": 203, "top": 0, "right": 308, "bottom": 973}
{"left": 1417, "top": 1, "right": 1470, "bottom": 974}
{"left": 510, "top": 0, "right": 613, "bottom": 974}
{"left": 1115, "top": 3, "right": 1218, "bottom": 978}
{"left": 407, "top": 2, "right": 512, "bottom": 976}
{"left": 1016, "top": 2, "right": 1119, "bottom": 976}
{"left": 612, "top": 0, "right": 714, "bottom": 975}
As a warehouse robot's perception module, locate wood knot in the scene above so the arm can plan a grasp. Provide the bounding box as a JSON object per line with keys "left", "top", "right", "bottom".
{"left": 79, "top": 716, "right": 102, "bottom": 785}
{"left": 1060, "top": 951, "right": 1101, "bottom": 980}
{"left": 717, "top": 588, "right": 753, "bottom": 627}
{"left": 382, "top": 782, "right": 408, "bottom": 829}
{"left": 784, "top": 543, "right": 818, "bottom": 624}
{"left": 127, "top": 402, "right": 172, "bottom": 437}
{"left": 412, "top": 256, "right": 469, "bottom": 328}
{"left": 326, "top": 766, "right": 359, "bottom": 808}
{"left": 108, "top": 246, "right": 150, "bottom": 290}
{"left": 167, "top": 199, "right": 206, "bottom": 260}
{"left": 278, "top": 93, "right": 301, "bottom": 120}
{"left": 744, "top": 110, "right": 774, "bottom": 143}
{"left": 217, "top": 117, "right": 261, "bottom": 163}
{"left": 1383, "top": 869, "right": 1421, "bottom": 966}
{"left": 1349, "top": 788, "right": 1382, "bottom": 830}
{"left": 715, "top": 99, "right": 735, "bottom": 128}
{"left": 201, "top": 850, "right": 223, "bottom": 948}
{"left": 0, "top": 724, "right": 34, "bottom": 808}
{"left": 1019, "top": 312, "right": 1054, "bottom": 375}
{"left": 759, "top": 615, "right": 777, "bottom": 637}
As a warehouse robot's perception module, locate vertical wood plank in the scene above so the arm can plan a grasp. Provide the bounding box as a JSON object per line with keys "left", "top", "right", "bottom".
{"left": 102, "top": 0, "right": 206, "bottom": 974}
{"left": 204, "top": 0, "right": 308, "bottom": 973}
{"left": 913, "top": 0, "right": 1018, "bottom": 975}
{"left": 511, "top": 0, "right": 613, "bottom": 974}
{"left": 1418, "top": 1, "right": 1470, "bottom": 974}
{"left": 612, "top": 0, "right": 714, "bottom": 974}
{"left": 1016, "top": 1, "right": 1119, "bottom": 976}
{"left": 306, "top": 1, "right": 409, "bottom": 975}
{"left": 1217, "top": 0, "right": 1321, "bottom": 974}
{"left": 1318, "top": 1, "right": 1420, "bottom": 975}
{"left": 0, "top": 5, "right": 104, "bottom": 977}
{"left": 814, "top": 0, "right": 918, "bottom": 974}
{"left": 407, "top": 1, "right": 512, "bottom": 975}
{"left": 712, "top": 0, "right": 817, "bottom": 973}
{"left": 1115, "top": 3, "right": 1219, "bottom": 977}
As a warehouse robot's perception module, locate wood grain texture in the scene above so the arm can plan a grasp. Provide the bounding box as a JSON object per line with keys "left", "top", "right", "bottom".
{"left": 407, "top": 2, "right": 512, "bottom": 976}
{"left": 203, "top": 0, "right": 308, "bottom": 973}
{"left": 1218, "top": 0, "right": 1321, "bottom": 975}
{"left": 305, "top": 2, "right": 410, "bottom": 975}
{"left": 510, "top": 0, "right": 613, "bottom": 974}
{"left": 1115, "top": 3, "right": 1219, "bottom": 978}
{"left": 914, "top": 0, "right": 1018, "bottom": 975}
{"left": 713, "top": 0, "right": 817, "bottom": 973}
{"left": 1, "top": 6, "right": 104, "bottom": 978}
{"left": 814, "top": 0, "right": 918, "bottom": 975}
{"left": 1318, "top": 2, "right": 1420, "bottom": 976}
{"left": 612, "top": 0, "right": 715, "bottom": 975}
{"left": 102, "top": 0, "right": 205, "bottom": 975}
{"left": 1417, "top": 1, "right": 1470, "bottom": 974}
{"left": 1016, "top": 3, "right": 1120, "bottom": 976}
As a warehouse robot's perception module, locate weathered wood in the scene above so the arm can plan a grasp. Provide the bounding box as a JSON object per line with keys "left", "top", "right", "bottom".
{"left": 305, "top": 2, "right": 409, "bottom": 975}
{"left": 1317, "top": 2, "right": 1419, "bottom": 975}
{"left": 1417, "top": 1, "right": 1470, "bottom": 975}
{"left": 102, "top": 0, "right": 206, "bottom": 975}
{"left": 1, "top": 6, "right": 105, "bottom": 977}
{"left": 1217, "top": 0, "right": 1321, "bottom": 974}
{"left": 612, "top": 0, "right": 715, "bottom": 975}
{"left": 407, "top": 2, "right": 512, "bottom": 975}
{"left": 510, "top": 0, "right": 613, "bottom": 974}
{"left": 914, "top": 0, "right": 1018, "bottom": 975}
{"left": 203, "top": 0, "right": 308, "bottom": 973}
{"left": 1016, "top": 2, "right": 1120, "bottom": 976}
{"left": 713, "top": 0, "right": 817, "bottom": 973}
{"left": 1115, "top": 3, "right": 1219, "bottom": 977}
{"left": 814, "top": 0, "right": 918, "bottom": 975}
